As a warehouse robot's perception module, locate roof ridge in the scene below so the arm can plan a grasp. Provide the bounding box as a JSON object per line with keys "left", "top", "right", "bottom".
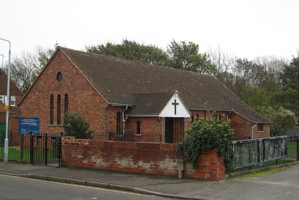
{"left": 56, "top": 46, "right": 269, "bottom": 123}
{"left": 58, "top": 46, "right": 215, "bottom": 78}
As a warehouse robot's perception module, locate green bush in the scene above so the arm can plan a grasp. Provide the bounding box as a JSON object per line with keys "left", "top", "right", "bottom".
{"left": 63, "top": 112, "right": 93, "bottom": 139}
{"left": 257, "top": 106, "right": 297, "bottom": 136}
{"left": 180, "top": 119, "right": 233, "bottom": 168}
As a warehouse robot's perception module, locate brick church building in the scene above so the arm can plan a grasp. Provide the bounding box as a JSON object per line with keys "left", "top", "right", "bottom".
{"left": 19, "top": 47, "right": 270, "bottom": 143}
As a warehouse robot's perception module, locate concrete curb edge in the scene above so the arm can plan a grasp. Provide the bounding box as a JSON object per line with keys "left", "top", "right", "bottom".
{"left": 0, "top": 169, "right": 207, "bottom": 200}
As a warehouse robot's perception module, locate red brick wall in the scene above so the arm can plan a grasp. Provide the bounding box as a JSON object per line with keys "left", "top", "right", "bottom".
{"left": 230, "top": 114, "right": 252, "bottom": 139}
{"left": 106, "top": 106, "right": 124, "bottom": 140}
{"left": 188, "top": 111, "right": 270, "bottom": 140}
{"left": 190, "top": 149, "right": 225, "bottom": 181}
{"left": 126, "top": 117, "right": 162, "bottom": 142}
{"left": 62, "top": 137, "right": 226, "bottom": 180}
{"left": 19, "top": 50, "right": 109, "bottom": 139}
{"left": 230, "top": 114, "right": 270, "bottom": 139}
{"left": 62, "top": 137, "right": 178, "bottom": 176}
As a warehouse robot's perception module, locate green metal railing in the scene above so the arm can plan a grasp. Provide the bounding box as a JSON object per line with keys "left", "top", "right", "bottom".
{"left": 229, "top": 136, "right": 288, "bottom": 171}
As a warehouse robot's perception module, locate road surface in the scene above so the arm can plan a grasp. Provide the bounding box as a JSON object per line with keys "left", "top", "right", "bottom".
{"left": 0, "top": 174, "right": 169, "bottom": 200}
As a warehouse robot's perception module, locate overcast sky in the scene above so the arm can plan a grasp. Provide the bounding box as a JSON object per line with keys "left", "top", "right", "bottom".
{"left": 1, "top": 0, "right": 299, "bottom": 62}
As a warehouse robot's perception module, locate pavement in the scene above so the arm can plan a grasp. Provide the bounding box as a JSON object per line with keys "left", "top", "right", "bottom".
{"left": 0, "top": 162, "right": 299, "bottom": 200}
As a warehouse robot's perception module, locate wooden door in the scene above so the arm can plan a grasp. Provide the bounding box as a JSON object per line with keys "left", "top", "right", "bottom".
{"left": 173, "top": 118, "right": 185, "bottom": 143}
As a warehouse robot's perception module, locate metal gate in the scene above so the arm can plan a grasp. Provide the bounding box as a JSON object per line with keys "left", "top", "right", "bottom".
{"left": 20, "top": 134, "right": 62, "bottom": 167}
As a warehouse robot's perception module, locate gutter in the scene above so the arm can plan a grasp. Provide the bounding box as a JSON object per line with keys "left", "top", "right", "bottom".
{"left": 110, "top": 103, "right": 134, "bottom": 107}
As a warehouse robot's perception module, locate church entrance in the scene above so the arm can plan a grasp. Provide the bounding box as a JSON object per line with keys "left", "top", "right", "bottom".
{"left": 164, "top": 118, "right": 185, "bottom": 143}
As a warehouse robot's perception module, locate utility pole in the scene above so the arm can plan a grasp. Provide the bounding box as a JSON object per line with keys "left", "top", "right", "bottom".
{"left": 0, "top": 37, "right": 11, "bottom": 163}
{"left": 0, "top": 54, "right": 3, "bottom": 69}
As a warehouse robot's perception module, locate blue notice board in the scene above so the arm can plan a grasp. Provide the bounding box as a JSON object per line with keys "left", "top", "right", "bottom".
{"left": 19, "top": 117, "right": 40, "bottom": 135}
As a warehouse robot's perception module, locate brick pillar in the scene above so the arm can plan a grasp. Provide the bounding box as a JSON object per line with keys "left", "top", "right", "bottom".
{"left": 192, "top": 149, "right": 225, "bottom": 181}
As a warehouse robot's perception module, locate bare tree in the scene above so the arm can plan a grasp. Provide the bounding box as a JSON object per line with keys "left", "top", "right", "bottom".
{"left": 9, "top": 47, "right": 53, "bottom": 92}
{"left": 208, "top": 47, "right": 236, "bottom": 74}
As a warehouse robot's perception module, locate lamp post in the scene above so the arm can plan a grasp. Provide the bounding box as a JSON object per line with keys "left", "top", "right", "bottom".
{"left": 0, "top": 54, "right": 3, "bottom": 69}
{"left": 0, "top": 54, "right": 4, "bottom": 72}
{"left": 0, "top": 37, "right": 11, "bottom": 163}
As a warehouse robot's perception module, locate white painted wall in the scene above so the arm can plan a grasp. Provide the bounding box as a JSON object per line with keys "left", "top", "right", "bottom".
{"left": 159, "top": 92, "right": 190, "bottom": 118}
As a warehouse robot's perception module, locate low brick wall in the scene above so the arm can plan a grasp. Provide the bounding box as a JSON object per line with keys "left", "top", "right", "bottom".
{"left": 62, "top": 137, "right": 226, "bottom": 180}
{"left": 62, "top": 137, "right": 179, "bottom": 176}
{"left": 192, "top": 149, "right": 225, "bottom": 181}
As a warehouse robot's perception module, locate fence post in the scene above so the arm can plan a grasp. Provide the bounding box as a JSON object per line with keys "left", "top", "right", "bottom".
{"left": 58, "top": 132, "right": 63, "bottom": 168}
{"left": 20, "top": 134, "right": 24, "bottom": 162}
{"left": 257, "top": 139, "right": 261, "bottom": 166}
{"left": 262, "top": 139, "right": 265, "bottom": 163}
{"left": 257, "top": 139, "right": 264, "bottom": 166}
{"left": 30, "top": 133, "right": 34, "bottom": 164}
{"left": 297, "top": 137, "right": 299, "bottom": 161}
{"left": 44, "top": 133, "right": 48, "bottom": 166}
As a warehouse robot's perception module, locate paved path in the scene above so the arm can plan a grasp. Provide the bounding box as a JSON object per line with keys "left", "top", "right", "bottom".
{"left": 179, "top": 165, "right": 299, "bottom": 200}
{"left": 0, "top": 162, "right": 299, "bottom": 200}
{"left": 0, "top": 174, "right": 169, "bottom": 200}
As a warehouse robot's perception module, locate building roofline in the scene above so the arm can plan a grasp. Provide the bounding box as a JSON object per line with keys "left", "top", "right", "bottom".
{"left": 59, "top": 47, "right": 111, "bottom": 105}
{"left": 18, "top": 47, "right": 112, "bottom": 107}
{"left": 18, "top": 49, "right": 60, "bottom": 106}
{"left": 232, "top": 109, "right": 271, "bottom": 124}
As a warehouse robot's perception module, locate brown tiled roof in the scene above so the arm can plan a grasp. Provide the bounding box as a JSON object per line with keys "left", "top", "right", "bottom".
{"left": 59, "top": 47, "right": 270, "bottom": 123}
{"left": 127, "top": 92, "right": 173, "bottom": 116}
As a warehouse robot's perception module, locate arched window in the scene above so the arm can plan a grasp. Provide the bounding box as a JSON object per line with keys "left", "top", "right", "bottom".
{"left": 57, "top": 94, "right": 61, "bottom": 124}
{"left": 64, "top": 94, "right": 69, "bottom": 113}
{"left": 56, "top": 72, "right": 63, "bottom": 81}
{"left": 50, "top": 94, "right": 54, "bottom": 124}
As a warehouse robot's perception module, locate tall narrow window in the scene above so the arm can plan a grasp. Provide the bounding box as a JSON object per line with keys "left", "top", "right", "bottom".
{"left": 50, "top": 94, "right": 54, "bottom": 124}
{"left": 64, "top": 94, "right": 69, "bottom": 113}
{"left": 57, "top": 94, "right": 61, "bottom": 125}
{"left": 116, "top": 112, "right": 122, "bottom": 135}
{"left": 136, "top": 121, "right": 141, "bottom": 135}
